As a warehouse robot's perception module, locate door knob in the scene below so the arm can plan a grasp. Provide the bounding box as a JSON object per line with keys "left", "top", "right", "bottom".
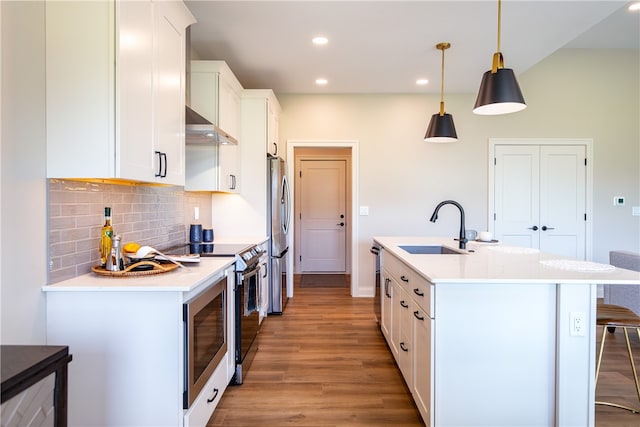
{"left": 337, "top": 222, "right": 345, "bottom": 227}
{"left": 528, "top": 226, "right": 539, "bottom": 231}
{"left": 541, "top": 226, "right": 555, "bottom": 231}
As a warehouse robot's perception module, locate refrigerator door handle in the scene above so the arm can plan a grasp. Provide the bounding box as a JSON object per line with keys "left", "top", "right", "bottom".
{"left": 281, "top": 175, "right": 291, "bottom": 234}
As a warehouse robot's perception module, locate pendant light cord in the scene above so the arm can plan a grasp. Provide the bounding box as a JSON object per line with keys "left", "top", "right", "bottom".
{"left": 497, "top": 0, "right": 501, "bottom": 53}
{"left": 439, "top": 46, "right": 445, "bottom": 116}
{"left": 435, "top": 42, "right": 450, "bottom": 116}
{"left": 491, "top": 0, "right": 504, "bottom": 73}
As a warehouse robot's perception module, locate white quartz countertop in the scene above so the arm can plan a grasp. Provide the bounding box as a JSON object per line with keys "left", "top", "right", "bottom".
{"left": 42, "top": 257, "right": 236, "bottom": 292}
{"left": 374, "top": 236, "right": 640, "bottom": 285}
{"left": 43, "top": 236, "right": 269, "bottom": 292}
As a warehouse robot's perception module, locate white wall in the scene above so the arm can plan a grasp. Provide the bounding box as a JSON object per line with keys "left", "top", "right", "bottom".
{"left": 278, "top": 48, "right": 639, "bottom": 295}
{"left": 1, "top": 1, "right": 48, "bottom": 344}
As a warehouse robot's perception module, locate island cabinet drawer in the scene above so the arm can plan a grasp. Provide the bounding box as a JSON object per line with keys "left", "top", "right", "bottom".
{"left": 411, "top": 278, "right": 434, "bottom": 317}
{"left": 384, "top": 252, "right": 433, "bottom": 317}
{"left": 184, "top": 353, "right": 228, "bottom": 427}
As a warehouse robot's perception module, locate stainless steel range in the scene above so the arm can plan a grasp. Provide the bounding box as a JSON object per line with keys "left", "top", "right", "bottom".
{"left": 169, "top": 242, "right": 265, "bottom": 385}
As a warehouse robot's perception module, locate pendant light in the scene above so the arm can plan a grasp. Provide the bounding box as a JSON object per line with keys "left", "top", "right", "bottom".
{"left": 473, "top": 0, "right": 526, "bottom": 115}
{"left": 424, "top": 42, "right": 457, "bottom": 143}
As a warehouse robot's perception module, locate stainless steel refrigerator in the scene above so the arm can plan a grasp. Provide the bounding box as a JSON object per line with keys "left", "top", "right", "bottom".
{"left": 267, "top": 155, "right": 291, "bottom": 314}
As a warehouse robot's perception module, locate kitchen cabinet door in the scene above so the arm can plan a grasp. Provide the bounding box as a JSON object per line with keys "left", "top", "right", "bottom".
{"left": 381, "top": 270, "right": 393, "bottom": 342}
{"left": 187, "top": 61, "right": 242, "bottom": 192}
{"left": 397, "top": 286, "right": 413, "bottom": 389}
{"left": 390, "top": 278, "right": 402, "bottom": 362}
{"left": 45, "top": 0, "right": 194, "bottom": 184}
{"left": 412, "top": 304, "right": 432, "bottom": 426}
{"left": 267, "top": 98, "right": 280, "bottom": 156}
{"left": 152, "top": 2, "right": 189, "bottom": 185}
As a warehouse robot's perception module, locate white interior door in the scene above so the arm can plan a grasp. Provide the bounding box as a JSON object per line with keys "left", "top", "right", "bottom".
{"left": 539, "top": 145, "right": 586, "bottom": 259}
{"left": 299, "top": 160, "right": 347, "bottom": 272}
{"left": 494, "top": 144, "right": 587, "bottom": 259}
{"left": 494, "top": 145, "right": 541, "bottom": 248}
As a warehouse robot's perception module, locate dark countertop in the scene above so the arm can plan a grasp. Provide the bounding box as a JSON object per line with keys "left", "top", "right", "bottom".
{"left": 1, "top": 345, "right": 72, "bottom": 403}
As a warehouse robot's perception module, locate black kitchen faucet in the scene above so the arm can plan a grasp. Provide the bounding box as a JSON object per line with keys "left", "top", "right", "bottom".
{"left": 429, "top": 200, "right": 467, "bottom": 250}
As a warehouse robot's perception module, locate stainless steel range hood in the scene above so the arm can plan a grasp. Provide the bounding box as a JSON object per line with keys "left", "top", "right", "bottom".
{"left": 185, "top": 106, "right": 238, "bottom": 145}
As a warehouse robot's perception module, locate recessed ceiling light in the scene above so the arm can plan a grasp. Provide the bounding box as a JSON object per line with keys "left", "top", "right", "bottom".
{"left": 315, "top": 78, "right": 328, "bottom": 85}
{"left": 629, "top": 2, "right": 640, "bottom": 11}
{"left": 312, "top": 36, "right": 329, "bottom": 45}
{"left": 416, "top": 79, "right": 429, "bottom": 86}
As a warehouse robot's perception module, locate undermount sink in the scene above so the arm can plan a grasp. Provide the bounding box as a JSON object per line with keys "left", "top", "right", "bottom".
{"left": 399, "top": 245, "right": 463, "bottom": 255}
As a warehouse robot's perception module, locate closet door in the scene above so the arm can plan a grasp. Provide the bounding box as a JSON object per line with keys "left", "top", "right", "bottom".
{"left": 494, "top": 145, "right": 586, "bottom": 259}
{"left": 494, "top": 145, "right": 540, "bottom": 249}
{"left": 539, "top": 145, "right": 586, "bottom": 259}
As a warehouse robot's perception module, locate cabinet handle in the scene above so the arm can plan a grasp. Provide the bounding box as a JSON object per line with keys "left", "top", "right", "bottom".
{"left": 273, "top": 142, "right": 278, "bottom": 156}
{"left": 206, "top": 388, "right": 219, "bottom": 403}
{"left": 230, "top": 174, "right": 237, "bottom": 190}
{"left": 400, "top": 300, "right": 408, "bottom": 308}
{"left": 262, "top": 262, "right": 268, "bottom": 278}
{"left": 400, "top": 275, "right": 409, "bottom": 283}
{"left": 161, "top": 152, "right": 167, "bottom": 177}
{"left": 528, "top": 225, "right": 539, "bottom": 231}
{"left": 413, "top": 311, "right": 425, "bottom": 321}
{"left": 154, "top": 151, "right": 162, "bottom": 177}
{"left": 541, "top": 226, "right": 555, "bottom": 231}
{"left": 413, "top": 288, "right": 424, "bottom": 297}
{"left": 400, "top": 342, "right": 409, "bottom": 352}
{"left": 384, "top": 278, "right": 391, "bottom": 298}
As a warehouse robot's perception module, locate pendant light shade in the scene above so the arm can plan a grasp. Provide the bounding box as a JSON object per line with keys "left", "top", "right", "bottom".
{"left": 425, "top": 112, "right": 457, "bottom": 143}
{"left": 425, "top": 42, "right": 457, "bottom": 143}
{"left": 473, "top": 0, "right": 526, "bottom": 115}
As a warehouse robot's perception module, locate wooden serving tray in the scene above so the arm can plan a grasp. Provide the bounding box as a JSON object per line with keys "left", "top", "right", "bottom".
{"left": 91, "top": 261, "right": 179, "bottom": 277}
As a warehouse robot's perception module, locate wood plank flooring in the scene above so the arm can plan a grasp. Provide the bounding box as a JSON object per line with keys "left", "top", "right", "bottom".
{"left": 209, "top": 276, "right": 640, "bottom": 426}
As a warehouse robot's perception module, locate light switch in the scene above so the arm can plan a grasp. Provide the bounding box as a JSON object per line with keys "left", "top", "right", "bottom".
{"left": 633, "top": 206, "right": 640, "bottom": 216}
{"left": 359, "top": 206, "right": 369, "bottom": 216}
{"left": 614, "top": 196, "right": 625, "bottom": 206}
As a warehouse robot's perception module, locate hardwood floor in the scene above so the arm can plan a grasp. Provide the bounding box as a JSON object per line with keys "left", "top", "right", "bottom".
{"left": 208, "top": 276, "right": 423, "bottom": 426}
{"left": 209, "top": 277, "right": 640, "bottom": 426}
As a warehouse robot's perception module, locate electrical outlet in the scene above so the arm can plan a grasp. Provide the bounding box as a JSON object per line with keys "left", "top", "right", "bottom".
{"left": 570, "top": 312, "right": 586, "bottom": 337}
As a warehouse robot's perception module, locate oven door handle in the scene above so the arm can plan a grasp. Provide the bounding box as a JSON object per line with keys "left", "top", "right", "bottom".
{"left": 271, "top": 247, "right": 289, "bottom": 259}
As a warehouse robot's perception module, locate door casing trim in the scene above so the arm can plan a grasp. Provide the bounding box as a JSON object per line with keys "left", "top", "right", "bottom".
{"left": 287, "top": 140, "right": 361, "bottom": 297}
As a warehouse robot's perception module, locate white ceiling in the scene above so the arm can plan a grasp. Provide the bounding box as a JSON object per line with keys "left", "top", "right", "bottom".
{"left": 185, "top": 1, "right": 640, "bottom": 95}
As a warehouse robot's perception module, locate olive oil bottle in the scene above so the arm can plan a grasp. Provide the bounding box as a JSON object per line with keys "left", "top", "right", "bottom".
{"left": 100, "top": 207, "right": 113, "bottom": 267}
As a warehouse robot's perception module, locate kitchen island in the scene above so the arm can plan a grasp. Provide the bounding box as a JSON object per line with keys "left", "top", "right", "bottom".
{"left": 373, "top": 236, "right": 640, "bottom": 427}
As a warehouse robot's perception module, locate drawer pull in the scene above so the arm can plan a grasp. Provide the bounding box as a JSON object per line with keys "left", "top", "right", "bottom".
{"left": 400, "top": 300, "right": 408, "bottom": 308}
{"left": 413, "top": 288, "right": 424, "bottom": 297}
{"left": 207, "top": 388, "right": 219, "bottom": 403}
{"left": 413, "top": 311, "right": 425, "bottom": 321}
{"left": 400, "top": 275, "right": 409, "bottom": 283}
{"left": 400, "top": 342, "right": 409, "bottom": 352}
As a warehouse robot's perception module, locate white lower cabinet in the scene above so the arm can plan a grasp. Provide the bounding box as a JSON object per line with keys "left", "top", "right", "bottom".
{"left": 380, "top": 271, "right": 393, "bottom": 342}
{"left": 412, "top": 304, "right": 432, "bottom": 425}
{"left": 396, "top": 285, "right": 413, "bottom": 389}
{"left": 44, "top": 264, "right": 235, "bottom": 426}
{"left": 381, "top": 250, "right": 433, "bottom": 426}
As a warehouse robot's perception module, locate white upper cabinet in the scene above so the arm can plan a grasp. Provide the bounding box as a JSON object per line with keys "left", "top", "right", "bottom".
{"left": 186, "top": 61, "right": 242, "bottom": 192}
{"left": 45, "top": 0, "right": 195, "bottom": 185}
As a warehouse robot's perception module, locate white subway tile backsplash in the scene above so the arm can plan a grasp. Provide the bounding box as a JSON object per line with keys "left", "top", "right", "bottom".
{"left": 48, "top": 179, "right": 211, "bottom": 283}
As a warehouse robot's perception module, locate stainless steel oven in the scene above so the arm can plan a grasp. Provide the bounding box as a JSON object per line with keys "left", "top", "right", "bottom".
{"left": 183, "top": 275, "right": 227, "bottom": 409}
{"left": 232, "top": 246, "right": 263, "bottom": 385}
